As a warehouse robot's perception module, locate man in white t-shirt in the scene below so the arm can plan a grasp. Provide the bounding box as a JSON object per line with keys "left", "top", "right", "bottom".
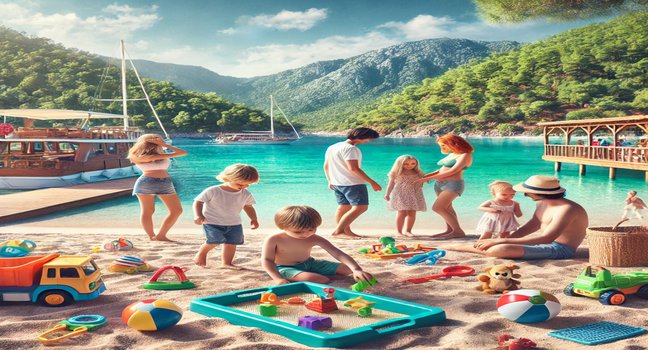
{"left": 324, "top": 127, "right": 382, "bottom": 239}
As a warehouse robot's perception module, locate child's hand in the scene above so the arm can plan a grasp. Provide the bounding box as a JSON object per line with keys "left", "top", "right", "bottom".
{"left": 352, "top": 269, "right": 374, "bottom": 282}
{"left": 275, "top": 278, "right": 291, "bottom": 285}
{"left": 193, "top": 215, "right": 205, "bottom": 225}
{"left": 384, "top": 194, "right": 390, "bottom": 201}
{"left": 250, "top": 219, "right": 259, "bottom": 229}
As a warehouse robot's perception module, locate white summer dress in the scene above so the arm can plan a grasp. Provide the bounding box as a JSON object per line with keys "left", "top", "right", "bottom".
{"left": 475, "top": 201, "right": 520, "bottom": 236}
{"left": 387, "top": 174, "right": 427, "bottom": 212}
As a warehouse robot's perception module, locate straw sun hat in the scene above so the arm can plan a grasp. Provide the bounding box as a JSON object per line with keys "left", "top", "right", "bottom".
{"left": 512, "top": 175, "right": 566, "bottom": 195}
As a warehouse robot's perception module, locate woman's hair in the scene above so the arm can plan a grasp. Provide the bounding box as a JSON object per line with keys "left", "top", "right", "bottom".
{"left": 275, "top": 205, "right": 322, "bottom": 231}
{"left": 216, "top": 164, "right": 259, "bottom": 183}
{"left": 127, "top": 133, "right": 163, "bottom": 159}
{"left": 347, "top": 127, "right": 380, "bottom": 140}
{"left": 489, "top": 181, "right": 514, "bottom": 196}
{"left": 437, "top": 134, "right": 474, "bottom": 154}
{"left": 388, "top": 155, "right": 424, "bottom": 178}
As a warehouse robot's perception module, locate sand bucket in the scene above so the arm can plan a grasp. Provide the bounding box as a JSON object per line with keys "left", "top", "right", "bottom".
{"left": 587, "top": 226, "right": 648, "bottom": 267}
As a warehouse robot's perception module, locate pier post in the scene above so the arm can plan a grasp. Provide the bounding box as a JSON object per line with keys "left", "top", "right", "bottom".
{"left": 609, "top": 167, "right": 616, "bottom": 180}
{"left": 645, "top": 171, "right": 648, "bottom": 183}
{"left": 579, "top": 164, "right": 586, "bottom": 176}
{"left": 554, "top": 162, "right": 561, "bottom": 172}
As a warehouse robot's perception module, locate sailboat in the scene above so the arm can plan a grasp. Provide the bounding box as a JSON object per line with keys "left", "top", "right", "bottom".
{"left": 0, "top": 41, "right": 167, "bottom": 189}
{"left": 213, "top": 95, "right": 300, "bottom": 145}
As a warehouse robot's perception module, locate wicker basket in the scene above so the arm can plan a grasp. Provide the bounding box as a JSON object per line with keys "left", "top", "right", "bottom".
{"left": 587, "top": 226, "right": 648, "bottom": 267}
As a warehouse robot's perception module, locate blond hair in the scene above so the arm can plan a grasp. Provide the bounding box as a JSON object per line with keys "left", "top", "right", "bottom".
{"left": 274, "top": 205, "right": 322, "bottom": 231}
{"left": 489, "top": 181, "right": 514, "bottom": 196}
{"left": 388, "top": 155, "right": 424, "bottom": 178}
{"left": 216, "top": 164, "right": 259, "bottom": 183}
{"left": 127, "top": 133, "right": 163, "bottom": 159}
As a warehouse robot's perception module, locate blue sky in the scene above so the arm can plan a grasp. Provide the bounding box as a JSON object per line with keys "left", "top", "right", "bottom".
{"left": 0, "top": 1, "right": 609, "bottom": 77}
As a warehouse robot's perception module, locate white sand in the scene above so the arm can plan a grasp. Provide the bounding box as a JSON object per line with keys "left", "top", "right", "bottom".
{"left": 1, "top": 224, "right": 648, "bottom": 349}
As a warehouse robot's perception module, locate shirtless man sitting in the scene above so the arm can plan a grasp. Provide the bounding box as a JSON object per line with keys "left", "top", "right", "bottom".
{"left": 444, "top": 175, "right": 588, "bottom": 260}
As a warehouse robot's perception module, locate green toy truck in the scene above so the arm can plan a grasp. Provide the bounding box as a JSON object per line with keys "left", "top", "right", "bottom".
{"left": 564, "top": 266, "right": 648, "bottom": 305}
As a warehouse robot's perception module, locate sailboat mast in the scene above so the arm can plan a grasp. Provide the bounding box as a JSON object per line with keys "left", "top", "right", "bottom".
{"left": 270, "top": 95, "right": 275, "bottom": 138}
{"left": 120, "top": 40, "right": 129, "bottom": 128}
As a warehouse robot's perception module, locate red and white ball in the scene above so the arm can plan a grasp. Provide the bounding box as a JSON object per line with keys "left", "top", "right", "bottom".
{"left": 497, "top": 289, "right": 561, "bottom": 323}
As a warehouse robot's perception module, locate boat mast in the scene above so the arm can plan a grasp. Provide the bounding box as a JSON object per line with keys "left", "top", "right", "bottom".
{"left": 120, "top": 40, "right": 129, "bottom": 129}
{"left": 270, "top": 95, "right": 275, "bottom": 138}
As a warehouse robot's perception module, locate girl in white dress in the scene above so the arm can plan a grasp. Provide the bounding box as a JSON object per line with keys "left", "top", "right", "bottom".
{"left": 476, "top": 181, "right": 523, "bottom": 240}
{"left": 384, "top": 155, "right": 427, "bottom": 237}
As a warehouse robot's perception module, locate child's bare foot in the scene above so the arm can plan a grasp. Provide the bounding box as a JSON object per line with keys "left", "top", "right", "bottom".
{"left": 147, "top": 234, "right": 156, "bottom": 241}
{"left": 222, "top": 264, "right": 242, "bottom": 270}
{"left": 194, "top": 254, "right": 207, "bottom": 267}
{"left": 403, "top": 231, "right": 415, "bottom": 237}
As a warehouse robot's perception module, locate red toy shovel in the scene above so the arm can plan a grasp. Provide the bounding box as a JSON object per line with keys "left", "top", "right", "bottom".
{"left": 405, "top": 265, "right": 475, "bottom": 284}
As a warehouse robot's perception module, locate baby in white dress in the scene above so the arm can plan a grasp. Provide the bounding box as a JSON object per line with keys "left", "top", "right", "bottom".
{"left": 476, "top": 181, "right": 523, "bottom": 240}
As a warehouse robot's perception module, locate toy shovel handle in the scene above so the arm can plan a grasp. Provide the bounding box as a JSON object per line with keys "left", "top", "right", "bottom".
{"left": 405, "top": 272, "right": 445, "bottom": 284}
{"left": 38, "top": 325, "right": 88, "bottom": 345}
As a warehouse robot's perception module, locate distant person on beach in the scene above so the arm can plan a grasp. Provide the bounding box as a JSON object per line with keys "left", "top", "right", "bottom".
{"left": 443, "top": 175, "right": 588, "bottom": 260}
{"left": 128, "top": 134, "right": 187, "bottom": 241}
{"left": 323, "top": 127, "right": 382, "bottom": 239}
{"left": 415, "top": 134, "right": 473, "bottom": 239}
{"left": 476, "top": 181, "right": 523, "bottom": 240}
{"left": 384, "top": 155, "right": 427, "bottom": 237}
{"left": 261, "top": 205, "right": 374, "bottom": 285}
{"left": 193, "top": 164, "right": 259, "bottom": 269}
{"left": 621, "top": 190, "right": 647, "bottom": 220}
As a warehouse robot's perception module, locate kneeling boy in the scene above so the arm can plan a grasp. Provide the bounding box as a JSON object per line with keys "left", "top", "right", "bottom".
{"left": 262, "top": 205, "right": 373, "bottom": 285}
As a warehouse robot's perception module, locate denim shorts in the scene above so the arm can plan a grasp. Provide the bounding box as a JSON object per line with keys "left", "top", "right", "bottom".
{"left": 203, "top": 224, "right": 244, "bottom": 245}
{"left": 522, "top": 242, "right": 576, "bottom": 260}
{"left": 434, "top": 180, "right": 465, "bottom": 196}
{"left": 132, "top": 176, "right": 176, "bottom": 195}
{"left": 332, "top": 184, "right": 369, "bottom": 205}
{"left": 275, "top": 257, "right": 341, "bottom": 279}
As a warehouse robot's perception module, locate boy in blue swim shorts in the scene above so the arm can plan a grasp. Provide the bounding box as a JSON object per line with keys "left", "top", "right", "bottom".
{"left": 262, "top": 206, "right": 374, "bottom": 285}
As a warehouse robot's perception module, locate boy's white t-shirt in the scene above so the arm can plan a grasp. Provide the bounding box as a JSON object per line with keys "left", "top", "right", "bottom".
{"left": 325, "top": 141, "right": 364, "bottom": 186}
{"left": 194, "top": 186, "right": 256, "bottom": 225}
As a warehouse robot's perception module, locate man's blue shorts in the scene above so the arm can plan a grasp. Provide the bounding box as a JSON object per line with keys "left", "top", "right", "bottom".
{"left": 522, "top": 242, "right": 576, "bottom": 260}
{"left": 332, "top": 184, "right": 369, "bottom": 205}
{"left": 203, "top": 224, "right": 244, "bottom": 245}
{"left": 275, "top": 257, "right": 341, "bottom": 279}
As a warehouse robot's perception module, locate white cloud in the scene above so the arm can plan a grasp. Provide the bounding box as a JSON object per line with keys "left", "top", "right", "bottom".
{"left": 0, "top": 3, "right": 160, "bottom": 56}
{"left": 218, "top": 27, "right": 237, "bottom": 35}
{"left": 379, "top": 15, "right": 455, "bottom": 40}
{"left": 245, "top": 8, "right": 328, "bottom": 31}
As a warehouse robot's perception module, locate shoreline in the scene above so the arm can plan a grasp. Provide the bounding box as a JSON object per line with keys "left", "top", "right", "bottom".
{"left": 168, "top": 131, "right": 544, "bottom": 140}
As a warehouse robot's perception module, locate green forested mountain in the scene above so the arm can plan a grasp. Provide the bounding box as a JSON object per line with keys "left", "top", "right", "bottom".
{"left": 0, "top": 27, "right": 291, "bottom": 133}
{"left": 132, "top": 38, "right": 519, "bottom": 130}
{"left": 346, "top": 12, "right": 648, "bottom": 135}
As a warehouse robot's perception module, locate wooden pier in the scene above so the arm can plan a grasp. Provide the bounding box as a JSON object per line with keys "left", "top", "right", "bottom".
{"left": 0, "top": 177, "right": 136, "bottom": 224}
{"left": 539, "top": 115, "right": 648, "bottom": 181}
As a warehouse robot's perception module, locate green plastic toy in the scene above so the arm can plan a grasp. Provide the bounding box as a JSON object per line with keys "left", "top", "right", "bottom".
{"left": 351, "top": 277, "right": 378, "bottom": 292}
{"left": 564, "top": 266, "right": 648, "bottom": 305}
{"left": 143, "top": 266, "right": 196, "bottom": 290}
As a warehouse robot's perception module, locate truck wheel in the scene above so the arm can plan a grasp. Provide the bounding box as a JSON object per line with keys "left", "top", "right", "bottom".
{"left": 599, "top": 290, "right": 626, "bottom": 305}
{"left": 563, "top": 283, "right": 580, "bottom": 297}
{"left": 637, "top": 285, "right": 648, "bottom": 299}
{"left": 38, "top": 290, "right": 73, "bottom": 307}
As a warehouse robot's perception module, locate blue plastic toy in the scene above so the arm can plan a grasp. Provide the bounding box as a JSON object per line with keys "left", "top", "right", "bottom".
{"left": 0, "top": 240, "right": 36, "bottom": 257}
{"left": 405, "top": 249, "right": 446, "bottom": 265}
{"left": 548, "top": 321, "right": 646, "bottom": 345}
{"left": 190, "top": 282, "right": 446, "bottom": 348}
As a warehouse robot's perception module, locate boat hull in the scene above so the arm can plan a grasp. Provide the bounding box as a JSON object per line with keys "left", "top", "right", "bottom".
{"left": 0, "top": 166, "right": 140, "bottom": 190}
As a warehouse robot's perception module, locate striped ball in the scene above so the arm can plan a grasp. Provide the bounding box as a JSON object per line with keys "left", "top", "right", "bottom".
{"left": 497, "top": 289, "right": 561, "bottom": 323}
{"left": 122, "top": 299, "right": 182, "bottom": 331}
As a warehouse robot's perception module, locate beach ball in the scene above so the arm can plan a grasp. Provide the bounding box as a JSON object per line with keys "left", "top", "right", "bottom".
{"left": 122, "top": 299, "right": 182, "bottom": 331}
{"left": 497, "top": 289, "right": 561, "bottom": 323}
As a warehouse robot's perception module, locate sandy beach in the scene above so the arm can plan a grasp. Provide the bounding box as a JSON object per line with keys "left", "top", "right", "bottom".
{"left": 1, "top": 223, "right": 648, "bottom": 350}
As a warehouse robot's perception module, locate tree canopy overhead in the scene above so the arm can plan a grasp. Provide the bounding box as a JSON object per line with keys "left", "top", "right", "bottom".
{"left": 474, "top": 0, "right": 648, "bottom": 23}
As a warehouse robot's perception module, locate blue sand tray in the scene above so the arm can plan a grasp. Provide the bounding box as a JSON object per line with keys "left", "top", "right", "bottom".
{"left": 190, "top": 281, "right": 446, "bottom": 348}
{"left": 548, "top": 321, "right": 647, "bottom": 345}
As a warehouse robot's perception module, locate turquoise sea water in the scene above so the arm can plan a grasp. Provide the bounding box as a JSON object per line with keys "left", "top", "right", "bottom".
{"left": 12, "top": 136, "right": 648, "bottom": 230}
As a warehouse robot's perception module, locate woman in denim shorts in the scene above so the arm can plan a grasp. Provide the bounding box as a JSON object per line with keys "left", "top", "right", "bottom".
{"left": 416, "top": 134, "right": 474, "bottom": 239}
{"left": 128, "top": 134, "right": 188, "bottom": 241}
